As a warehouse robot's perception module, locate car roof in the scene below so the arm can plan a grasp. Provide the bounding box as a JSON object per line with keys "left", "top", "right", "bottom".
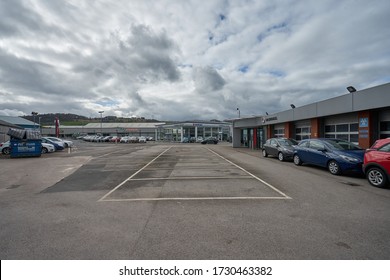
{"left": 371, "top": 138, "right": 390, "bottom": 149}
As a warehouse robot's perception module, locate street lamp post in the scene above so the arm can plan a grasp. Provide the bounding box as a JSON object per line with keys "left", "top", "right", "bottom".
{"left": 31, "top": 111, "right": 38, "bottom": 130}
{"left": 98, "top": 111, "right": 104, "bottom": 135}
{"left": 236, "top": 108, "right": 240, "bottom": 118}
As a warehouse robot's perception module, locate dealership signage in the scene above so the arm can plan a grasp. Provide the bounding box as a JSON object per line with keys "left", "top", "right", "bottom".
{"left": 262, "top": 116, "right": 278, "bottom": 124}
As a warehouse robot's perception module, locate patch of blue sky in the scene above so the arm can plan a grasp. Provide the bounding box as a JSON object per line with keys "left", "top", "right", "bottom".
{"left": 257, "top": 21, "right": 290, "bottom": 43}
{"left": 95, "top": 99, "right": 120, "bottom": 107}
{"left": 268, "top": 70, "right": 286, "bottom": 78}
{"left": 239, "top": 65, "right": 249, "bottom": 73}
{"left": 267, "top": 21, "right": 288, "bottom": 32}
{"left": 178, "top": 63, "right": 193, "bottom": 68}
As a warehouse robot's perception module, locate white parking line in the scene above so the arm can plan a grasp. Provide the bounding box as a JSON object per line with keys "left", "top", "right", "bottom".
{"left": 99, "top": 146, "right": 291, "bottom": 202}
{"left": 128, "top": 176, "right": 253, "bottom": 181}
{"left": 101, "top": 196, "right": 290, "bottom": 202}
{"left": 97, "top": 146, "right": 172, "bottom": 202}
{"left": 206, "top": 147, "right": 291, "bottom": 199}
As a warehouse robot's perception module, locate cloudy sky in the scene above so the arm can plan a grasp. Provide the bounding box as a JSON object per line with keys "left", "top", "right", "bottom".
{"left": 0, "top": 0, "right": 389, "bottom": 121}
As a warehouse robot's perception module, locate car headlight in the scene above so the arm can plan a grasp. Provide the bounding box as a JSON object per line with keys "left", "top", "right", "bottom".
{"left": 340, "top": 155, "right": 361, "bottom": 163}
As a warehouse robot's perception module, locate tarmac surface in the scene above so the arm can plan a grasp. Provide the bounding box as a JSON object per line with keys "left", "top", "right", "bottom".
{"left": 1, "top": 141, "right": 389, "bottom": 259}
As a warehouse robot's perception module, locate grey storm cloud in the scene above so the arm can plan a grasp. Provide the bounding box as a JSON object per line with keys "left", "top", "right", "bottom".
{"left": 193, "top": 66, "right": 226, "bottom": 93}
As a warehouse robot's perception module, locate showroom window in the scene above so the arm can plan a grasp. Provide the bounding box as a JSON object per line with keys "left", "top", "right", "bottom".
{"left": 380, "top": 121, "right": 390, "bottom": 138}
{"left": 295, "top": 126, "right": 311, "bottom": 140}
{"left": 324, "top": 123, "right": 358, "bottom": 143}
{"left": 273, "top": 128, "right": 285, "bottom": 138}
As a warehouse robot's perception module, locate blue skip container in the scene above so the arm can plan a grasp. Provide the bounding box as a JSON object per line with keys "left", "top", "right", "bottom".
{"left": 10, "top": 139, "right": 42, "bottom": 158}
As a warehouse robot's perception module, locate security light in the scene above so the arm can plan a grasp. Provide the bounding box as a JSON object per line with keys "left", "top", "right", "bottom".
{"left": 347, "top": 86, "right": 357, "bottom": 93}
{"left": 290, "top": 104, "right": 296, "bottom": 109}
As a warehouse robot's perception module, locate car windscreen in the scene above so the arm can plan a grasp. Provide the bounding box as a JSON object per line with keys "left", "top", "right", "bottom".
{"left": 278, "top": 139, "right": 298, "bottom": 146}
{"left": 325, "top": 139, "right": 362, "bottom": 150}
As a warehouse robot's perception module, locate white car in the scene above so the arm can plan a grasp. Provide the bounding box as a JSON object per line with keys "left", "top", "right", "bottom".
{"left": 41, "top": 142, "right": 55, "bottom": 153}
{"left": 44, "top": 136, "right": 74, "bottom": 148}
{"left": 120, "top": 136, "right": 130, "bottom": 143}
{"left": 138, "top": 136, "right": 147, "bottom": 143}
{"left": 0, "top": 141, "right": 11, "bottom": 155}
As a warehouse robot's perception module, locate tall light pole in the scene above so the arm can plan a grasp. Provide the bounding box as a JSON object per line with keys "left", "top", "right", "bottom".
{"left": 236, "top": 108, "right": 240, "bottom": 118}
{"left": 31, "top": 111, "right": 38, "bottom": 130}
{"left": 98, "top": 111, "right": 104, "bottom": 135}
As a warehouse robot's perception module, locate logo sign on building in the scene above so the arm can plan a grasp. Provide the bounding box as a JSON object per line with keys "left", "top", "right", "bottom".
{"left": 359, "top": 117, "right": 368, "bottom": 128}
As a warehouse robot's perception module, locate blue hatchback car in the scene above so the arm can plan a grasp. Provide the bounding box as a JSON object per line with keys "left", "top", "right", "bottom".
{"left": 41, "top": 137, "right": 64, "bottom": 151}
{"left": 293, "top": 138, "right": 365, "bottom": 175}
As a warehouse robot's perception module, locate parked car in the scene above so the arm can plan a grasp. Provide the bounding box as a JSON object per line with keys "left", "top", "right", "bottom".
{"left": 262, "top": 138, "right": 298, "bottom": 161}
{"left": 129, "top": 136, "right": 138, "bottom": 143}
{"left": 102, "top": 136, "right": 112, "bottom": 142}
{"left": 44, "top": 136, "right": 73, "bottom": 147}
{"left": 181, "top": 137, "right": 189, "bottom": 143}
{"left": 110, "top": 136, "right": 121, "bottom": 142}
{"left": 201, "top": 137, "right": 218, "bottom": 145}
{"left": 42, "top": 137, "right": 64, "bottom": 151}
{"left": 196, "top": 137, "right": 204, "bottom": 143}
{"left": 41, "top": 142, "right": 55, "bottom": 153}
{"left": 293, "top": 138, "right": 364, "bottom": 175}
{"left": 120, "top": 136, "right": 130, "bottom": 143}
{"left": 1, "top": 141, "right": 11, "bottom": 155}
{"left": 138, "top": 136, "right": 147, "bottom": 143}
{"left": 363, "top": 138, "right": 390, "bottom": 188}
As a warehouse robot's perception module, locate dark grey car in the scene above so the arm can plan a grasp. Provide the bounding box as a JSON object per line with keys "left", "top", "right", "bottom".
{"left": 262, "top": 138, "right": 298, "bottom": 161}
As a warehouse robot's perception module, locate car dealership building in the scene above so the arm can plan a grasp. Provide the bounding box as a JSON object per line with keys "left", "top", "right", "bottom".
{"left": 40, "top": 121, "right": 232, "bottom": 141}
{"left": 232, "top": 83, "right": 390, "bottom": 149}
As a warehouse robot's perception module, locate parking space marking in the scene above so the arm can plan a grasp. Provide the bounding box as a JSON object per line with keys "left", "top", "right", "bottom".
{"left": 101, "top": 196, "right": 290, "bottom": 202}
{"left": 128, "top": 176, "right": 253, "bottom": 181}
{"left": 97, "top": 146, "right": 173, "bottom": 202}
{"left": 98, "top": 145, "right": 292, "bottom": 202}
{"left": 206, "top": 147, "right": 291, "bottom": 199}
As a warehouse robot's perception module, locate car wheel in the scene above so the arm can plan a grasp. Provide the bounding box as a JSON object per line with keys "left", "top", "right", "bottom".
{"left": 262, "top": 149, "right": 268, "bottom": 157}
{"left": 2, "top": 147, "right": 10, "bottom": 155}
{"left": 328, "top": 160, "right": 341, "bottom": 175}
{"left": 367, "top": 167, "right": 388, "bottom": 188}
{"left": 41, "top": 147, "right": 48, "bottom": 154}
{"left": 293, "top": 154, "right": 302, "bottom": 165}
{"left": 278, "top": 152, "right": 284, "bottom": 161}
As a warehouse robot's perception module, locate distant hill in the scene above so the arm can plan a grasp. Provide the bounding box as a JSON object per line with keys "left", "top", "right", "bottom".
{"left": 21, "top": 113, "right": 161, "bottom": 125}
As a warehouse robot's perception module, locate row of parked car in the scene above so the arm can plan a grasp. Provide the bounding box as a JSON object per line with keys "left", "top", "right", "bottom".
{"left": 181, "top": 136, "right": 219, "bottom": 144}
{"left": 262, "top": 137, "right": 390, "bottom": 188}
{"left": 0, "top": 137, "right": 74, "bottom": 155}
{"left": 79, "top": 135, "right": 153, "bottom": 143}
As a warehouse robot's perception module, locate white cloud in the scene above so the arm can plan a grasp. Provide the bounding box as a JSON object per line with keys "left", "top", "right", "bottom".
{"left": 0, "top": 0, "right": 389, "bottom": 120}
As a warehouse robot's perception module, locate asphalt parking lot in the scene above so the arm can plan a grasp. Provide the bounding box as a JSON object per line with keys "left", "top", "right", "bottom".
{"left": 0, "top": 140, "right": 390, "bottom": 259}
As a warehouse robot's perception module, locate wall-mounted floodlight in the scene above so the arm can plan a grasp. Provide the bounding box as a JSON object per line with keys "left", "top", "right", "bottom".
{"left": 290, "top": 104, "right": 296, "bottom": 109}
{"left": 347, "top": 86, "right": 357, "bottom": 93}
